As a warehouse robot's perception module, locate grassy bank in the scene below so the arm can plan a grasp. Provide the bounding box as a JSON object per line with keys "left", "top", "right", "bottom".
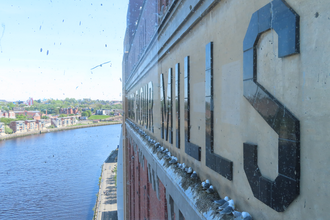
{"left": 88, "top": 115, "right": 111, "bottom": 120}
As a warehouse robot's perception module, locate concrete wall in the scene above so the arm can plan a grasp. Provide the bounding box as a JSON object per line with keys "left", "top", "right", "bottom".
{"left": 123, "top": 0, "right": 330, "bottom": 219}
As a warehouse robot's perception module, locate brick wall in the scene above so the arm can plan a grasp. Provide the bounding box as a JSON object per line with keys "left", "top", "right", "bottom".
{"left": 127, "top": 138, "right": 168, "bottom": 220}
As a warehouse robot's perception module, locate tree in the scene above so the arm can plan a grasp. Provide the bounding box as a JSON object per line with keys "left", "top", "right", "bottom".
{"left": 16, "top": 114, "right": 27, "bottom": 120}
{"left": 96, "top": 103, "right": 103, "bottom": 110}
{"left": 5, "top": 125, "right": 13, "bottom": 134}
{"left": 81, "top": 111, "right": 88, "bottom": 117}
{"left": 55, "top": 108, "right": 59, "bottom": 115}
{"left": 86, "top": 110, "right": 92, "bottom": 117}
{"left": 8, "top": 103, "right": 15, "bottom": 109}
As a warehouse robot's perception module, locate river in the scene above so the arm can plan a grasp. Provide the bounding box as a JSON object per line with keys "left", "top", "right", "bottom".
{"left": 0, "top": 124, "right": 121, "bottom": 220}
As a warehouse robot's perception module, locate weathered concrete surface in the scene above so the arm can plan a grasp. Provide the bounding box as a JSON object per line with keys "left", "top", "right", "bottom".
{"left": 95, "top": 150, "right": 118, "bottom": 220}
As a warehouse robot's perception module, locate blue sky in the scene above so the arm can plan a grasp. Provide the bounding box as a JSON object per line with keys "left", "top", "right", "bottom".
{"left": 0, "top": 0, "right": 128, "bottom": 101}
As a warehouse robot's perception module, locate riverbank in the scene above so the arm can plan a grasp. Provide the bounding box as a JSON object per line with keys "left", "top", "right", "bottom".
{"left": 93, "top": 149, "right": 118, "bottom": 220}
{"left": 0, "top": 121, "right": 122, "bottom": 141}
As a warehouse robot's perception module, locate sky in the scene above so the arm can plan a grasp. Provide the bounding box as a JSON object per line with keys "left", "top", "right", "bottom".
{"left": 0, "top": 0, "right": 128, "bottom": 101}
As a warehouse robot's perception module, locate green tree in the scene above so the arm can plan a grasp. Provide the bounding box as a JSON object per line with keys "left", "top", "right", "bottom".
{"left": 0, "top": 118, "right": 16, "bottom": 125}
{"left": 5, "top": 125, "right": 13, "bottom": 134}
{"left": 16, "top": 114, "right": 27, "bottom": 120}
{"left": 8, "top": 103, "right": 15, "bottom": 109}
{"left": 55, "top": 108, "right": 59, "bottom": 115}
{"left": 81, "top": 111, "right": 88, "bottom": 117}
{"left": 86, "top": 110, "right": 92, "bottom": 117}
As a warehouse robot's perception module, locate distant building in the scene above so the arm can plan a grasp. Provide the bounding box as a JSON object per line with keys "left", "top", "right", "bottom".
{"left": 0, "top": 111, "right": 15, "bottom": 119}
{"left": 25, "top": 97, "right": 33, "bottom": 106}
{"left": 25, "top": 120, "right": 36, "bottom": 131}
{"left": 2, "top": 112, "right": 8, "bottom": 118}
{"left": 33, "top": 113, "right": 40, "bottom": 120}
{"left": 50, "top": 116, "right": 76, "bottom": 128}
{"left": 13, "top": 107, "right": 25, "bottom": 111}
{"left": 9, "top": 121, "right": 26, "bottom": 133}
{"left": 59, "top": 107, "right": 78, "bottom": 115}
{"left": 36, "top": 119, "right": 46, "bottom": 130}
{"left": 8, "top": 111, "right": 15, "bottom": 119}
{"left": 104, "top": 109, "right": 112, "bottom": 115}
{"left": 0, "top": 122, "right": 5, "bottom": 135}
{"left": 96, "top": 109, "right": 105, "bottom": 115}
{"left": 14, "top": 110, "right": 41, "bottom": 119}
{"left": 51, "top": 118, "right": 61, "bottom": 128}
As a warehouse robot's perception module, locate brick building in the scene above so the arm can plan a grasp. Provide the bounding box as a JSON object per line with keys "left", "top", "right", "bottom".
{"left": 36, "top": 119, "right": 46, "bottom": 130}
{"left": 33, "top": 113, "right": 40, "bottom": 120}
{"left": 9, "top": 121, "right": 26, "bottom": 133}
{"left": 59, "top": 107, "right": 78, "bottom": 115}
{"left": 0, "top": 111, "right": 15, "bottom": 118}
{"left": 25, "top": 120, "right": 36, "bottom": 131}
{"left": 14, "top": 110, "right": 41, "bottom": 119}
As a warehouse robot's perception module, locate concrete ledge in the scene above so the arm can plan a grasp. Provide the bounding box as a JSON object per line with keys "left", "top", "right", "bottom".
{"left": 126, "top": 121, "right": 233, "bottom": 220}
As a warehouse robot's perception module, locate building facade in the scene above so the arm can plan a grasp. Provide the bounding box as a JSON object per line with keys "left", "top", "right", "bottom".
{"left": 36, "top": 119, "right": 46, "bottom": 130}
{"left": 25, "top": 120, "right": 36, "bottom": 131}
{"left": 10, "top": 121, "right": 27, "bottom": 133}
{"left": 122, "top": 0, "right": 330, "bottom": 219}
{"left": 0, "top": 122, "right": 5, "bottom": 135}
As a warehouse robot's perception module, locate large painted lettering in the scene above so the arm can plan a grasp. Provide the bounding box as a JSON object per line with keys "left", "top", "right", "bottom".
{"left": 160, "top": 74, "right": 166, "bottom": 139}
{"left": 243, "top": 0, "right": 300, "bottom": 212}
{"left": 205, "top": 42, "right": 233, "bottom": 180}
{"left": 160, "top": 70, "right": 173, "bottom": 143}
{"left": 136, "top": 90, "right": 140, "bottom": 123}
{"left": 128, "top": 82, "right": 153, "bottom": 132}
{"left": 148, "top": 82, "right": 154, "bottom": 132}
{"left": 167, "top": 69, "right": 173, "bottom": 144}
{"left": 175, "top": 64, "right": 180, "bottom": 148}
{"left": 184, "top": 56, "right": 201, "bottom": 161}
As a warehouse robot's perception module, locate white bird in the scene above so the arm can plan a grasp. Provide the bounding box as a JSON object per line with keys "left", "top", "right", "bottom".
{"left": 163, "top": 148, "right": 169, "bottom": 153}
{"left": 232, "top": 211, "right": 242, "bottom": 218}
{"left": 177, "top": 163, "right": 182, "bottom": 169}
{"left": 184, "top": 167, "right": 188, "bottom": 172}
{"left": 217, "top": 199, "right": 235, "bottom": 211}
{"left": 190, "top": 171, "right": 197, "bottom": 179}
{"left": 164, "top": 152, "right": 171, "bottom": 160}
{"left": 181, "top": 163, "right": 186, "bottom": 170}
{"left": 242, "top": 212, "right": 252, "bottom": 220}
{"left": 187, "top": 167, "right": 193, "bottom": 174}
{"left": 213, "top": 196, "right": 229, "bottom": 205}
{"left": 169, "top": 156, "right": 177, "bottom": 164}
{"left": 219, "top": 204, "right": 235, "bottom": 215}
{"left": 202, "top": 179, "right": 210, "bottom": 190}
{"left": 206, "top": 185, "right": 215, "bottom": 194}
